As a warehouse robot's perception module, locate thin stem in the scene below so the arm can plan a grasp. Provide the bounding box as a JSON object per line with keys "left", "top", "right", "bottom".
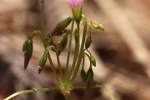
{"left": 4, "top": 87, "right": 58, "bottom": 100}
{"left": 66, "top": 21, "right": 74, "bottom": 74}
{"left": 40, "top": 0, "right": 45, "bottom": 34}
{"left": 70, "top": 24, "right": 80, "bottom": 75}
{"left": 56, "top": 53, "right": 62, "bottom": 76}
{"left": 39, "top": 0, "right": 59, "bottom": 80}
{"left": 70, "top": 22, "right": 88, "bottom": 81}
{"left": 82, "top": 54, "right": 85, "bottom": 69}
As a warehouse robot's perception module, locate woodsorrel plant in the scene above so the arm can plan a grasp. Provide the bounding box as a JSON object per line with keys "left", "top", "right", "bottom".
{"left": 4, "top": 0, "right": 104, "bottom": 100}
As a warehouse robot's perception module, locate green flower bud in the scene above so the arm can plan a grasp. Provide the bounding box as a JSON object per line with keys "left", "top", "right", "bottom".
{"left": 85, "top": 33, "right": 92, "bottom": 49}
{"left": 22, "top": 39, "right": 33, "bottom": 69}
{"left": 38, "top": 50, "right": 48, "bottom": 73}
{"left": 72, "top": 7, "right": 82, "bottom": 24}
{"left": 52, "top": 17, "right": 72, "bottom": 35}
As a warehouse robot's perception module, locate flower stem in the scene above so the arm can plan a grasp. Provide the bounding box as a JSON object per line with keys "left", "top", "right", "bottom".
{"left": 56, "top": 52, "right": 63, "bottom": 77}
{"left": 66, "top": 21, "right": 74, "bottom": 74}
{"left": 4, "top": 87, "right": 58, "bottom": 100}
{"left": 70, "top": 22, "right": 87, "bottom": 81}
{"left": 70, "top": 23, "right": 80, "bottom": 75}
{"left": 39, "top": 0, "right": 59, "bottom": 80}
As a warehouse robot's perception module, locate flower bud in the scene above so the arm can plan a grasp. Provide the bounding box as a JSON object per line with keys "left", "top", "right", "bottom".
{"left": 52, "top": 17, "right": 72, "bottom": 36}
{"left": 67, "top": 0, "right": 84, "bottom": 7}
{"left": 23, "top": 39, "right": 33, "bottom": 69}
{"left": 67, "top": 0, "right": 84, "bottom": 24}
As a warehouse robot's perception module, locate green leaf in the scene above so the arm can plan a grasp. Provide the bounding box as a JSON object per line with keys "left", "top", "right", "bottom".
{"left": 80, "top": 68, "right": 87, "bottom": 82}
{"left": 85, "top": 33, "right": 92, "bottom": 49}
{"left": 52, "top": 17, "right": 72, "bottom": 35}
{"left": 38, "top": 50, "right": 48, "bottom": 73}
{"left": 23, "top": 39, "right": 33, "bottom": 69}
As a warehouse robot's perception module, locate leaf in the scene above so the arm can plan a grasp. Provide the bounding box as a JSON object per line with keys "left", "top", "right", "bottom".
{"left": 85, "top": 33, "right": 92, "bottom": 49}
{"left": 52, "top": 17, "right": 72, "bottom": 35}
{"left": 38, "top": 50, "right": 48, "bottom": 73}
{"left": 23, "top": 39, "right": 33, "bottom": 69}
{"left": 80, "top": 68, "right": 87, "bottom": 82}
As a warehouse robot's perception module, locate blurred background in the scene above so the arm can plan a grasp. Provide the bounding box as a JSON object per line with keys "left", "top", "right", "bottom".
{"left": 0, "top": 0, "right": 150, "bottom": 100}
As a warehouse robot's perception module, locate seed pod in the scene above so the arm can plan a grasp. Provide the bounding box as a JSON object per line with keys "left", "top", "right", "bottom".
{"left": 80, "top": 68, "right": 87, "bottom": 82}
{"left": 38, "top": 50, "right": 48, "bottom": 73}
{"left": 52, "top": 17, "right": 72, "bottom": 35}
{"left": 22, "top": 39, "right": 33, "bottom": 69}
{"left": 57, "top": 31, "right": 69, "bottom": 55}
{"left": 84, "top": 52, "right": 96, "bottom": 67}
{"left": 85, "top": 33, "right": 92, "bottom": 49}
{"left": 87, "top": 67, "right": 94, "bottom": 81}
{"left": 90, "top": 55, "right": 96, "bottom": 67}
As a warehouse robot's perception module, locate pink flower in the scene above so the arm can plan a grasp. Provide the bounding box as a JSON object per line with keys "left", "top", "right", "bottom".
{"left": 67, "top": 0, "right": 84, "bottom": 7}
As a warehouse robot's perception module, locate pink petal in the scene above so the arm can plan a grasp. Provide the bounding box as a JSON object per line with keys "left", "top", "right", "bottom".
{"left": 67, "top": 0, "right": 84, "bottom": 7}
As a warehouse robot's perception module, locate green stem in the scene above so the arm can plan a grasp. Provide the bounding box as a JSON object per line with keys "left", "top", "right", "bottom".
{"left": 82, "top": 53, "right": 85, "bottom": 69}
{"left": 4, "top": 87, "right": 58, "bottom": 100}
{"left": 70, "top": 24, "right": 80, "bottom": 75}
{"left": 66, "top": 21, "right": 74, "bottom": 74}
{"left": 56, "top": 53, "right": 62, "bottom": 77}
{"left": 40, "top": 0, "right": 45, "bottom": 34}
{"left": 70, "top": 22, "right": 88, "bottom": 81}
{"left": 39, "top": 0, "right": 59, "bottom": 80}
